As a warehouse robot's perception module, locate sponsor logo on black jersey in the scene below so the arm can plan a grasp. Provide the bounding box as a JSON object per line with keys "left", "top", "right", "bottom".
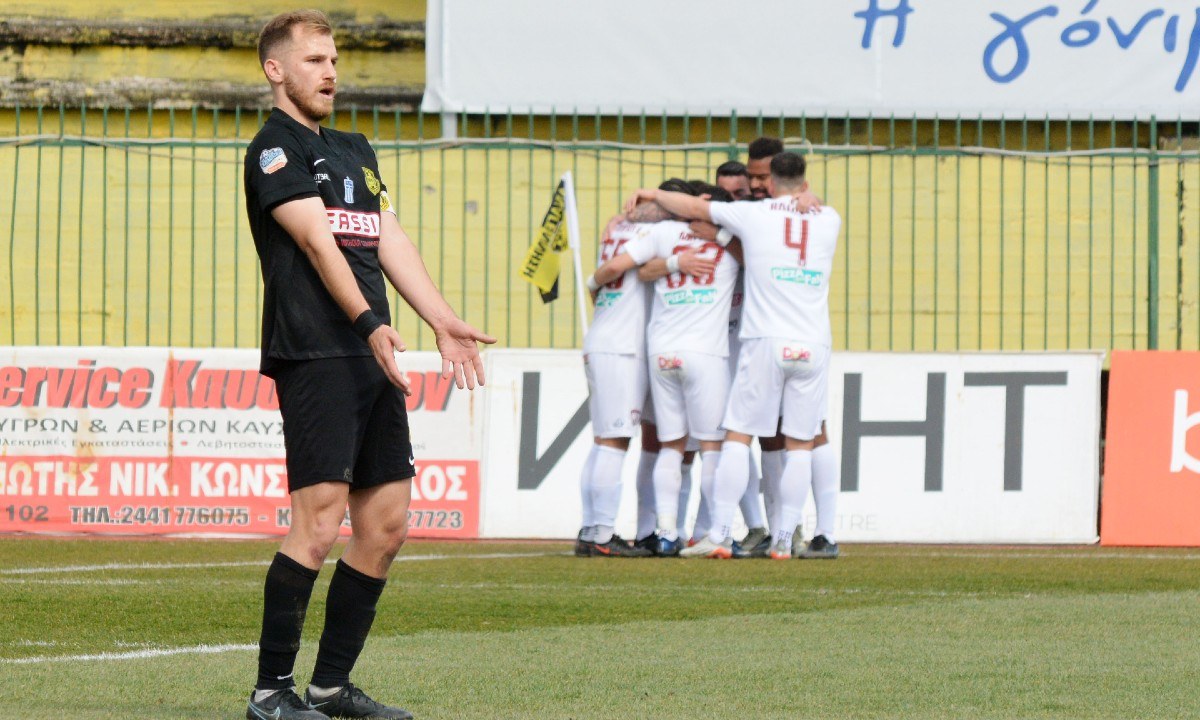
{"left": 259, "top": 147, "right": 287, "bottom": 174}
{"left": 363, "top": 167, "right": 381, "bottom": 195}
{"left": 325, "top": 208, "right": 380, "bottom": 238}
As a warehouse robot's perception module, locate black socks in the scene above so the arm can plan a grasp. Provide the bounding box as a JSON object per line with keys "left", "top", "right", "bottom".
{"left": 256, "top": 552, "right": 319, "bottom": 691}
{"left": 310, "top": 559, "right": 387, "bottom": 688}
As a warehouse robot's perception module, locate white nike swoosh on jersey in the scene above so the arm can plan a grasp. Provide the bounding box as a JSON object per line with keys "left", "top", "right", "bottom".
{"left": 313, "top": 158, "right": 326, "bottom": 166}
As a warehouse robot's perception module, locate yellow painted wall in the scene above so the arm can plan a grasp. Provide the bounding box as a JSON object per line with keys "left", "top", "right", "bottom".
{"left": 3, "top": 0, "right": 426, "bottom": 94}
{"left": 5, "top": 45, "right": 424, "bottom": 89}
{"left": 5, "top": 0, "right": 425, "bottom": 21}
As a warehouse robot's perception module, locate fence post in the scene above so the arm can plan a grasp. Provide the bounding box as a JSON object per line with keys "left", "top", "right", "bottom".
{"left": 1147, "top": 116, "right": 1159, "bottom": 350}
{"left": 729, "top": 110, "right": 739, "bottom": 160}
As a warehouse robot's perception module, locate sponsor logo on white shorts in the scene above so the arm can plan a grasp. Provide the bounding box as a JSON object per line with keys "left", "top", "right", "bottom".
{"left": 657, "top": 355, "right": 684, "bottom": 370}
{"left": 781, "top": 346, "right": 812, "bottom": 363}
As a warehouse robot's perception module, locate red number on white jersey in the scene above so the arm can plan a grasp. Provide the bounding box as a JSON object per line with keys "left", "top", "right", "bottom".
{"left": 783, "top": 217, "right": 809, "bottom": 267}
{"left": 666, "top": 242, "right": 724, "bottom": 288}
{"left": 600, "top": 236, "right": 629, "bottom": 289}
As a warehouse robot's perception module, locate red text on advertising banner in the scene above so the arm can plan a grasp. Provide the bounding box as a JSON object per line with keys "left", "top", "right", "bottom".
{"left": 0, "top": 455, "right": 479, "bottom": 539}
{"left": 0, "top": 359, "right": 455, "bottom": 413}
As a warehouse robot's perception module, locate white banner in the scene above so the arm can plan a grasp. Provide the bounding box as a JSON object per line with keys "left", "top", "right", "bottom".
{"left": 424, "top": 0, "right": 1200, "bottom": 119}
{"left": 827, "top": 352, "right": 1102, "bottom": 543}
{"left": 479, "top": 349, "right": 1103, "bottom": 543}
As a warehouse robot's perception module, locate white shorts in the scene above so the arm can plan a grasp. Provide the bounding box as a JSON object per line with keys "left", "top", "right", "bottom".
{"left": 648, "top": 351, "right": 731, "bottom": 442}
{"left": 723, "top": 338, "right": 829, "bottom": 441}
{"left": 584, "top": 352, "right": 647, "bottom": 439}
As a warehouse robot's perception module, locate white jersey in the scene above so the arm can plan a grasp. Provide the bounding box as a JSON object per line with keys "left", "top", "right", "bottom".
{"left": 625, "top": 220, "right": 740, "bottom": 357}
{"left": 583, "top": 219, "right": 654, "bottom": 356}
{"left": 709, "top": 199, "right": 840, "bottom": 345}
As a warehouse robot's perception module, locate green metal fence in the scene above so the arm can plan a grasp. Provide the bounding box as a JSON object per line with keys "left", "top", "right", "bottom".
{"left": 1, "top": 105, "right": 1197, "bottom": 353}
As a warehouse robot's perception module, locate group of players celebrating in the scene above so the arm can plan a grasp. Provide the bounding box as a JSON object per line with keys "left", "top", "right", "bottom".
{"left": 576, "top": 137, "right": 842, "bottom": 560}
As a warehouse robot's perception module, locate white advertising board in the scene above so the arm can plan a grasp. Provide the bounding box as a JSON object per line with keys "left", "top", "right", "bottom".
{"left": 424, "top": 0, "right": 1200, "bottom": 120}
{"left": 480, "top": 350, "right": 1102, "bottom": 543}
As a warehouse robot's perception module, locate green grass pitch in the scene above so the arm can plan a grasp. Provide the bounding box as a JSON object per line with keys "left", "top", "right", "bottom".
{"left": 1, "top": 537, "right": 1198, "bottom": 719}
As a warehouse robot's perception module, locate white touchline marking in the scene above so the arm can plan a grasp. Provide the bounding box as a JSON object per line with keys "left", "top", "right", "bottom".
{"left": 868, "top": 550, "right": 1200, "bottom": 561}
{"left": 0, "top": 578, "right": 151, "bottom": 586}
{"left": 0, "top": 551, "right": 562, "bottom": 576}
{"left": 0, "top": 644, "right": 258, "bottom": 665}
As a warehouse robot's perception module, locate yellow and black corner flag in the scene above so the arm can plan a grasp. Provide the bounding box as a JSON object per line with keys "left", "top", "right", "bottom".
{"left": 520, "top": 180, "right": 570, "bottom": 303}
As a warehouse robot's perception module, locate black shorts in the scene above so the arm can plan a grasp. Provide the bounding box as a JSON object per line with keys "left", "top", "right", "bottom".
{"left": 273, "top": 356, "right": 416, "bottom": 492}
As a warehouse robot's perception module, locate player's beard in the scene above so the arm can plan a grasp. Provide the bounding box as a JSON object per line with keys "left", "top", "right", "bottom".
{"left": 283, "top": 75, "right": 333, "bottom": 123}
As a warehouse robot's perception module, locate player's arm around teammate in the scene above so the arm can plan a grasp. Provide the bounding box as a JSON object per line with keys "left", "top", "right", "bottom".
{"left": 626, "top": 155, "right": 839, "bottom": 559}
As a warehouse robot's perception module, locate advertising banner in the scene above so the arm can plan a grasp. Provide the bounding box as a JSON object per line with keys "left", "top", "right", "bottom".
{"left": 828, "top": 352, "right": 1101, "bottom": 543}
{"left": 481, "top": 350, "right": 1103, "bottom": 543}
{"left": 1101, "top": 351, "right": 1200, "bottom": 546}
{"left": 0, "top": 347, "right": 480, "bottom": 538}
{"left": 424, "top": 0, "right": 1200, "bottom": 120}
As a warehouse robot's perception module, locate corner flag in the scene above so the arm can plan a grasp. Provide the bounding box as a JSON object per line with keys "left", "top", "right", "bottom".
{"left": 520, "top": 180, "right": 570, "bottom": 303}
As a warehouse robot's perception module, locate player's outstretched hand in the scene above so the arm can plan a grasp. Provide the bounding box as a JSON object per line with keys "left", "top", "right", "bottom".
{"left": 435, "top": 317, "right": 497, "bottom": 390}
{"left": 677, "top": 249, "right": 716, "bottom": 279}
{"left": 792, "top": 189, "right": 823, "bottom": 213}
{"left": 368, "top": 325, "right": 412, "bottom": 395}
{"left": 623, "top": 188, "right": 657, "bottom": 214}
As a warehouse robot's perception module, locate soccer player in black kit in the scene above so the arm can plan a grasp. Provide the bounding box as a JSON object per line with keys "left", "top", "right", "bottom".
{"left": 242, "top": 11, "right": 494, "bottom": 720}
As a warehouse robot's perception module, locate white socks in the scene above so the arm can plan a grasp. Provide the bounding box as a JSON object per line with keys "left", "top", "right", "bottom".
{"left": 635, "top": 450, "right": 657, "bottom": 541}
{"left": 776, "top": 449, "right": 812, "bottom": 546}
{"left": 691, "top": 471, "right": 712, "bottom": 543}
{"left": 738, "top": 451, "right": 765, "bottom": 529}
{"left": 677, "top": 462, "right": 693, "bottom": 539}
{"left": 707, "top": 441, "right": 751, "bottom": 543}
{"left": 651, "top": 448, "right": 684, "bottom": 541}
{"left": 760, "top": 449, "right": 784, "bottom": 535}
{"left": 579, "top": 445, "right": 599, "bottom": 541}
{"left": 811, "top": 442, "right": 839, "bottom": 542}
{"left": 590, "top": 445, "right": 626, "bottom": 544}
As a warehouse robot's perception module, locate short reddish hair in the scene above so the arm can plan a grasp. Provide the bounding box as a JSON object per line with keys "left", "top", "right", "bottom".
{"left": 257, "top": 10, "right": 333, "bottom": 65}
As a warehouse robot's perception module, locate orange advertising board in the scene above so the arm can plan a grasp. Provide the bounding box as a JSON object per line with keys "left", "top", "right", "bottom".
{"left": 1101, "top": 351, "right": 1200, "bottom": 546}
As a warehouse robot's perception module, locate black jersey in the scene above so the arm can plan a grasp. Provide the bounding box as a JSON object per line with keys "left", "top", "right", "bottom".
{"left": 243, "top": 108, "right": 393, "bottom": 376}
